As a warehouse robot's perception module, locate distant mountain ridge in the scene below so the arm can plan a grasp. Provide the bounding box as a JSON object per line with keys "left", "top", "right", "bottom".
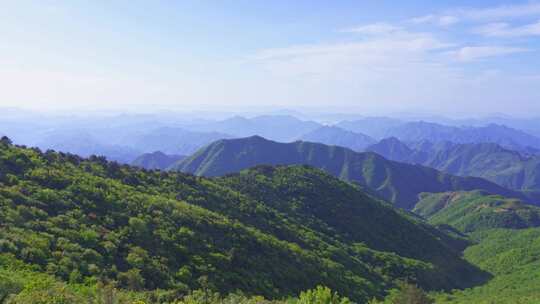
{"left": 367, "top": 138, "right": 540, "bottom": 193}
{"left": 172, "top": 136, "right": 529, "bottom": 209}
{"left": 336, "top": 117, "right": 403, "bottom": 139}
{"left": 384, "top": 121, "right": 540, "bottom": 151}
{"left": 184, "top": 115, "right": 322, "bottom": 142}
{"left": 27, "top": 127, "right": 231, "bottom": 164}
{"left": 131, "top": 151, "right": 185, "bottom": 170}
{"left": 298, "top": 126, "right": 376, "bottom": 151}
{"left": 128, "top": 127, "right": 232, "bottom": 155}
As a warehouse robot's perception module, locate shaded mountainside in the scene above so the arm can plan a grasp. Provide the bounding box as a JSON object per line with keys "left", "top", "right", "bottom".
{"left": 414, "top": 191, "right": 540, "bottom": 233}
{"left": 365, "top": 137, "right": 415, "bottom": 162}
{"left": 299, "top": 126, "right": 376, "bottom": 151}
{"left": 367, "top": 138, "right": 540, "bottom": 193}
{"left": 172, "top": 136, "right": 527, "bottom": 210}
{"left": 131, "top": 151, "right": 185, "bottom": 170}
{"left": 0, "top": 138, "right": 489, "bottom": 302}
{"left": 421, "top": 143, "right": 540, "bottom": 192}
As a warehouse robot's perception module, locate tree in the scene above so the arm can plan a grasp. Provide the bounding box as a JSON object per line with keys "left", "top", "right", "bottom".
{"left": 379, "top": 282, "right": 434, "bottom": 304}
{"left": 0, "top": 136, "right": 12, "bottom": 146}
{"left": 118, "top": 269, "right": 145, "bottom": 291}
{"left": 297, "top": 286, "right": 351, "bottom": 304}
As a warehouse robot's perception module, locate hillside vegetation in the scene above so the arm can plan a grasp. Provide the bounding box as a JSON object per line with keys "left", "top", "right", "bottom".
{"left": 411, "top": 190, "right": 540, "bottom": 303}
{"left": 414, "top": 191, "right": 540, "bottom": 233}
{"left": 0, "top": 137, "right": 487, "bottom": 302}
{"left": 435, "top": 228, "right": 540, "bottom": 303}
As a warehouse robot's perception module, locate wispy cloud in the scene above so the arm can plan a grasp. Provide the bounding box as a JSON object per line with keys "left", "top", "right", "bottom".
{"left": 253, "top": 30, "right": 452, "bottom": 64}
{"left": 449, "top": 46, "right": 529, "bottom": 61}
{"left": 252, "top": 3, "right": 540, "bottom": 114}
{"left": 340, "top": 23, "right": 402, "bottom": 35}
{"left": 474, "top": 20, "right": 540, "bottom": 37}
{"left": 411, "top": 15, "right": 459, "bottom": 26}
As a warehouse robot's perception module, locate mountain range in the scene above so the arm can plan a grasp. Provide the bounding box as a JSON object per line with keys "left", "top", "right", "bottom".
{"left": 367, "top": 138, "right": 540, "bottom": 193}
{"left": 5, "top": 112, "right": 540, "bottom": 166}
{"left": 184, "top": 115, "right": 321, "bottom": 142}
{"left": 14, "top": 126, "right": 230, "bottom": 164}
{"left": 172, "top": 136, "right": 529, "bottom": 210}
{"left": 126, "top": 127, "right": 231, "bottom": 156}
{"left": 382, "top": 121, "right": 540, "bottom": 151}
{"left": 336, "top": 117, "right": 404, "bottom": 139}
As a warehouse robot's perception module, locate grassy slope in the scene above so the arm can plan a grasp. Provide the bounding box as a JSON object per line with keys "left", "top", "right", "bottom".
{"left": 435, "top": 228, "right": 540, "bottom": 304}
{"left": 413, "top": 191, "right": 540, "bottom": 303}
{"left": 414, "top": 191, "right": 540, "bottom": 233}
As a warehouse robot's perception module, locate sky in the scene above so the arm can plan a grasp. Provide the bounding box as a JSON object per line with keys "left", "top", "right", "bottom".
{"left": 1, "top": 1, "right": 540, "bottom": 116}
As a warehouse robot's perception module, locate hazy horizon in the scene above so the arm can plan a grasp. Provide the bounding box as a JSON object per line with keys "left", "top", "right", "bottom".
{"left": 2, "top": 104, "right": 540, "bottom": 121}
{"left": 2, "top": 1, "right": 540, "bottom": 116}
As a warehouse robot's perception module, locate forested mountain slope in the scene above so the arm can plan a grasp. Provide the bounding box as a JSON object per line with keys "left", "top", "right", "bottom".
{"left": 0, "top": 137, "right": 487, "bottom": 302}
{"left": 414, "top": 191, "right": 540, "bottom": 233}
{"left": 435, "top": 228, "right": 540, "bottom": 304}
{"left": 410, "top": 190, "right": 540, "bottom": 303}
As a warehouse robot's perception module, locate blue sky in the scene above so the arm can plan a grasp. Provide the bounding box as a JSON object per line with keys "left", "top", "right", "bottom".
{"left": 1, "top": 1, "right": 540, "bottom": 116}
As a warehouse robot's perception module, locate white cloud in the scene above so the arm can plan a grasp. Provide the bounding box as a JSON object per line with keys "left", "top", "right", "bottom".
{"left": 411, "top": 14, "right": 459, "bottom": 26}
{"left": 241, "top": 20, "right": 540, "bottom": 116}
{"left": 340, "top": 23, "right": 402, "bottom": 35}
{"left": 449, "top": 46, "right": 529, "bottom": 61}
{"left": 439, "top": 15, "right": 460, "bottom": 26}
{"left": 252, "top": 31, "right": 453, "bottom": 69}
{"left": 474, "top": 20, "right": 540, "bottom": 37}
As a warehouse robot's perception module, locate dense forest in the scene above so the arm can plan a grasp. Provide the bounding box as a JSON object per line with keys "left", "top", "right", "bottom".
{"left": 2, "top": 136, "right": 540, "bottom": 303}
{"left": 0, "top": 136, "right": 479, "bottom": 303}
